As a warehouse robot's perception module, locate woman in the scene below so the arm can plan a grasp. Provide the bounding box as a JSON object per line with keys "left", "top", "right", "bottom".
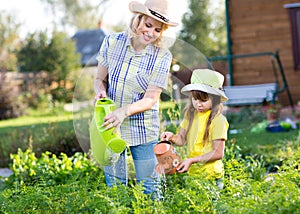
{"left": 94, "top": 0, "right": 177, "bottom": 198}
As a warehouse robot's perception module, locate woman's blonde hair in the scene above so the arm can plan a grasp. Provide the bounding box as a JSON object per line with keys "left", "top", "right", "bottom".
{"left": 128, "top": 13, "right": 169, "bottom": 48}
{"left": 184, "top": 90, "right": 223, "bottom": 145}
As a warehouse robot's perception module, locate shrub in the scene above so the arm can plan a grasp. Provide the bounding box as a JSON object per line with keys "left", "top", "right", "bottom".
{"left": 0, "top": 119, "right": 82, "bottom": 167}
{"left": 8, "top": 149, "right": 98, "bottom": 186}
{"left": 0, "top": 68, "right": 26, "bottom": 120}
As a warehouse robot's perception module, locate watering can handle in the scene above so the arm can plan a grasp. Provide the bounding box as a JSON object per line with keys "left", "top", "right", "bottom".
{"left": 103, "top": 105, "right": 111, "bottom": 116}
{"left": 157, "top": 140, "right": 172, "bottom": 145}
{"left": 97, "top": 98, "right": 114, "bottom": 115}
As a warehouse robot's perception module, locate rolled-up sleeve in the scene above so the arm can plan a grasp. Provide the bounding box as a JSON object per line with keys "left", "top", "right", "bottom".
{"left": 96, "top": 35, "right": 110, "bottom": 68}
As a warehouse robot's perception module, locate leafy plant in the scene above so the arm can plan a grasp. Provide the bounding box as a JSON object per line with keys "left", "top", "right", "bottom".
{"left": 1, "top": 144, "right": 300, "bottom": 213}
{"left": 8, "top": 148, "right": 98, "bottom": 186}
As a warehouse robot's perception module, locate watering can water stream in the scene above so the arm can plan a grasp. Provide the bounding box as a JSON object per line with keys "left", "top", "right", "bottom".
{"left": 90, "top": 98, "right": 127, "bottom": 166}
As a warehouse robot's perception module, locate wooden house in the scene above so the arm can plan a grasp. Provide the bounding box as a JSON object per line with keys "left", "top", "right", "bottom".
{"left": 212, "top": 0, "right": 300, "bottom": 107}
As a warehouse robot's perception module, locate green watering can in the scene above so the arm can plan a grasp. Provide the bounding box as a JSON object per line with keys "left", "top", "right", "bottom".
{"left": 90, "top": 98, "right": 127, "bottom": 166}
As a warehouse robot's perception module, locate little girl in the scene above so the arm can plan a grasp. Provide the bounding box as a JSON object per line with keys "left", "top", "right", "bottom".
{"left": 160, "top": 69, "right": 229, "bottom": 189}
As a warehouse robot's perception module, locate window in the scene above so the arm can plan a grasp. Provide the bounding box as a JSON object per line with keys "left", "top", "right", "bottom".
{"left": 285, "top": 3, "right": 300, "bottom": 70}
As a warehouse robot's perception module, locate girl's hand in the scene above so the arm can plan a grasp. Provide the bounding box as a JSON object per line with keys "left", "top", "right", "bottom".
{"left": 160, "top": 131, "right": 174, "bottom": 141}
{"left": 176, "top": 158, "right": 193, "bottom": 173}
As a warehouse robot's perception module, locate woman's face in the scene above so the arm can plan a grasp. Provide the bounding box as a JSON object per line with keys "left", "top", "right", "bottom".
{"left": 136, "top": 16, "right": 163, "bottom": 45}
{"left": 192, "top": 96, "right": 212, "bottom": 113}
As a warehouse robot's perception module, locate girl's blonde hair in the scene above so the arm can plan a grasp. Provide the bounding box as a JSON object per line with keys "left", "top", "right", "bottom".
{"left": 184, "top": 90, "right": 223, "bottom": 145}
{"left": 128, "top": 13, "right": 169, "bottom": 48}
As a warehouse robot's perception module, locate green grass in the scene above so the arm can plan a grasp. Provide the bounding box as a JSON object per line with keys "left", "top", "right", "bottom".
{"left": 0, "top": 108, "right": 73, "bottom": 128}
{"left": 0, "top": 107, "right": 82, "bottom": 167}
{"left": 228, "top": 127, "right": 299, "bottom": 152}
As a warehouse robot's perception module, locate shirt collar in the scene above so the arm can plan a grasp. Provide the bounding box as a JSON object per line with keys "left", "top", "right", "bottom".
{"left": 125, "top": 32, "right": 156, "bottom": 56}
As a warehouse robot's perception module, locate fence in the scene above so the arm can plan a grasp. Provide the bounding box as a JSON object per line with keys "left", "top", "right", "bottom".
{"left": 1, "top": 71, "right": 51, "bottom": 96}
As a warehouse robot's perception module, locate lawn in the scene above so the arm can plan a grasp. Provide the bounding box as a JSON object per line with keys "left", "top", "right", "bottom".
{"left": 0, "top": 107, "right": 82, "bottom": 167}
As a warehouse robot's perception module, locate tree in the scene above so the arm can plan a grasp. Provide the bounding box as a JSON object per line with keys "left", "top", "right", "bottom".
{"left": 40, "top": 0, "right": 111, "bottom": 31}
{"left": 17, "top": 30, "right": 81, "bottom": 102}
{"left": 45, "top": 31, "right": 81, "bottom": 86}
{"left": 17, "top": 32, "right": 49, "bottom": 72}
{"left": 0, "top": 11, "right": 21, "bottom": 71}
{"left": 17, "top": 31, "right": 80, "bottom": 77}
{"left": 178, "top": 0, "right": 226, "bottom": 58}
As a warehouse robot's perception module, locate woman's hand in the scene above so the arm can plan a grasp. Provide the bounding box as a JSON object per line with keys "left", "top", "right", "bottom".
{"left": 94, "top": 63, "right": 108, "bottom": 104}
{"left": 94, "top": 91, "right": 107, "bottom": 104}
{"left": 102, "top": 107, "right": 128, "bottom": 133}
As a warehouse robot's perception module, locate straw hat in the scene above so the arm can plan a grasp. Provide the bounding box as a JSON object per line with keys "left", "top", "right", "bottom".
{"left": 181, "top": 69, "right": 228, "bottom": 102}
{"left": 129, "top": 0, "right": 178, "bottom": 27}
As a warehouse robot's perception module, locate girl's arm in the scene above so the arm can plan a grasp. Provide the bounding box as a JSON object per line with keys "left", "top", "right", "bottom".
{"left": 176, "top": 139, "right": 225, "bottom": 173}
{"left": 197, "top": 139, "right": 225, "bottom": 163}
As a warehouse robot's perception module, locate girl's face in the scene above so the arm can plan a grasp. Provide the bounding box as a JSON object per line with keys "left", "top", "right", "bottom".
{"left": 192, "top": 96, "right": 212, "bottom": 113}
{"left": 136, "top": 16, "right": 163, "bottom": 45}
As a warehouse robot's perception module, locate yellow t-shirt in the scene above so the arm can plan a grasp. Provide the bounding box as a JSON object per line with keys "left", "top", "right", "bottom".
{"left": 180, "top": 110, "right": 229, "bottom": 179}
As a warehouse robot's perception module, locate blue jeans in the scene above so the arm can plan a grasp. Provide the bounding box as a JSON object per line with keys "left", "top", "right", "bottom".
{"left": 104, "top": 141, "right": 161, "bottom": 198}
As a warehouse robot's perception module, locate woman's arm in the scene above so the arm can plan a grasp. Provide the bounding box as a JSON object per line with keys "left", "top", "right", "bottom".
{"left": 126, "top": 84, "right": 162, "bottom": 116}
{"left": 103, "top": 85, "right": 162, "bottom": 131}
{"left": 94, "top": 63, "right": 108, "bottom": 99}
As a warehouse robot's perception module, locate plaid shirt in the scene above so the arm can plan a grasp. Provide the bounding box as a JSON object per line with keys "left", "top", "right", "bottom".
{"left": 97, "top": 31, "right": 172, "bottom": 146}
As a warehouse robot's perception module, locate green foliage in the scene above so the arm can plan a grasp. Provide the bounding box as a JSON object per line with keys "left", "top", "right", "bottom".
{"left": 0, "top": 11, "right": 21, "bottom": 71}
{"left": 17, "top": 31, "right": 81, "bottom": 103}
{"left": 17, "top": 31, "right": 80, "bottom": 82}
{"left": 1, "top": 102, "right": 300, "bottom": 212}
{"left": 72, "top": 70, "right": 95, "bottom": 101}
{"left": 226, "top": 106, "right": 266, "bottom": 129}
{"left": 23, "top": 89, "right": 52, "bottom": 110}
{"left": 226, "top": 106, "right": 300, "bottom": 172}
{"left": 1, "top": 146, "right": 299, "bottom": 213}
{"left": 8, "top": 149, "right": 98, "bottom": 186}
{"left": 219, "top": 146, "right": 300, "bottom": 213}
{"left": 50, "top": 86, "right": 74, "bottom": 103}
{"left": 160, "top": 101, "right": 182, "bottom": 133}
{"left": 45, "top": 31, "right": 81, "bottom": 83}
{"left": 179, "top": 0, "right": 226, "bottom": 57}
{"left": 17, "top": 32, "right": 48, "bottom": 72}
{"left": 40, "top": 0, "right": 108, "bottom": 30}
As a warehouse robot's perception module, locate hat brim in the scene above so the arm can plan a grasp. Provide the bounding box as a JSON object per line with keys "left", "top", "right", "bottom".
{"left": 129, "top": 1, "right": 178, "bottom": 27}
{"left": 181, "top": 83, "right": 228, "bottom": 102}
